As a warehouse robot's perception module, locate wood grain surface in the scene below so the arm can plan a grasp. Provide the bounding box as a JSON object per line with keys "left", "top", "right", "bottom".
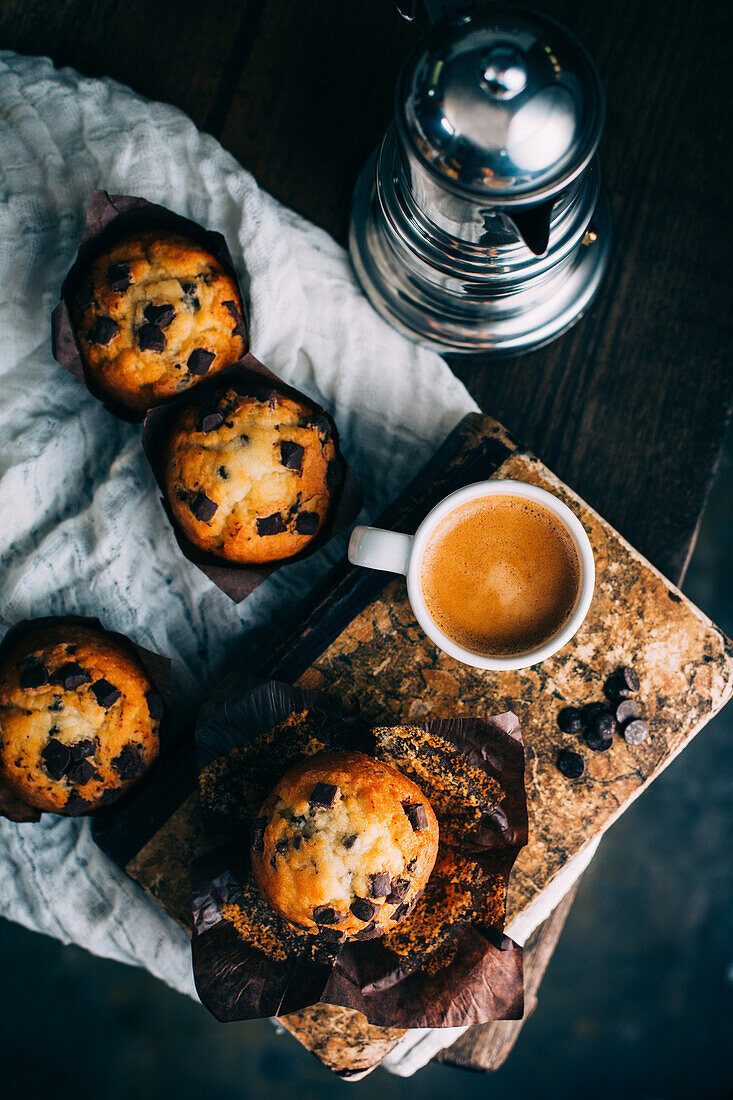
{"left": 3, "top": 0, "right": 731, "bottom": 1075}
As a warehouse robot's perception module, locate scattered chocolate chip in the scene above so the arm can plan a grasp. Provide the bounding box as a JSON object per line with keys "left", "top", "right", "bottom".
{"left": 218, "top": 466, "right": 229, "bottom": 480}
{"left": 292, "top": 835, "right": 302, "bottom": 850}
{"left": 619, "top": 666, "right": 640, "bottom": 692}
{"left": 240, "top": 434, "right": 250, "bottom": 445}
{"left": 280, "top": 441, "right": 304, "bottom": 470}
{"left": 275, "top": 839, "right": 289, "bottom": 856}
{"left": 391, "top": 902, "right": 411, "bottom": 921}
{"left": 41, "top": 739, "right": 71, "bottom": 780}
{"left": 558, "top": 706, "right": 585, "bottom": 734}
{"left": 187, "top": 348, "right": 215, "bottom": 375}
{"left": 189, "top": 491, "right": 218, "bottom": 524}
{"left": 107, "top": 262, "right": 131, "bottom": 292}
{"left": 270, "top": 855, "right": 277, "bottom": 869}
{"left": 402, "top": 802, "right": 428, "bottom": 831}
{"left": 305, "top": 411, "right": 331, "bottom": 439}
{"left": 314, "top": 906, "right": 342, "bottom": 925}
{"left": 64, "top": 791, "right": 89, "bottom": 816}
{"left": 111, "top": 743, "right": 146, "bottom": 781}
{"left": 52, "top": 662, "right": 90, "bottom": 690}
{"left": 295, "top": 511, "right": 320, "bottom": 536}
{"left": 146, "top": 692, "right": 164, "bottom": 723}
{"left": 309, "top": 782, "right": 339, "bottom": 810}
{"left": 350, "top": 898, "right": 376, "bottom": 922}
{"left": 369, "top": 871, "right": 391, "bottom": 898}
{"left": 352, "top": 921, "right": 378, "bottom": 940}
{"left": 615, "top": 698, "right": 641, "bottom": 725}
{"left": 198, "top": 408, "right": 225, "bottom": 433}
{"left": 604, "top": 673, "right": 632, "bottom": 701}
{"left": 386, "top": 878, "right": 409, "bottom": 904}
{"left": 74, "top": 280, "right": 95, "bottom": 312}
{"left": 48, "top": 697, "right": 64, "bottom": 713}
{"left": 144, "top": 302, "right": 176, "bottom": 329}
{"left": 48, "top": 725, "right": 60, "bottom": 736}
{"left": 590, "top": 713, "right": 617, "bottom": 741}
{"left": 90, "top": 679, "right": 121, "bottom": 709}
{"left": 326, "top": 459, "right": 342, "bottom": 488}
{"left": 70, "top": 739, "right": 96, "bottom": 762}
{"left": 181, "top": 282, "right": 200, "bottom": 311}
{"left": 586, "top": 728, "right": 613, "bottom": 752}
{"left": 318, "top": 927, "right": 346, "bottom": 944}
{"left": 89, "top": 316, "right": 119, "bottom": 346}
{"left": 223, "top": 300, "right": 247, "bottom": 340}
{"left": 256, "top": 512, "right": 287, "bottom": 536}
{"left": 342, "top": 833, "right": 358, "bottom": 849}
{"left": 98, "top": 787, "right": 123, "bottom": 807}
{"left": 624, "top": 719, "right": 649, "bottom": 746}
{"left": 20, "top": 660, "right": 47, "bottom": 689}
{"left": 250, "top": 817, "right": 266, "bottom": 852}
{"left": 68, "top": 758, "right": 99, "bottom": 785}
{"left": 583, "top": 701, "right": 610, "bottom": 722}
{"left": 556, "top": 749, "right": 585, "bottom": 778}
{"left": 406, "top": 858, "right": 418, "bottom": 873}
{"left": 138, "top": 323, "right": 166, "bottom": 352}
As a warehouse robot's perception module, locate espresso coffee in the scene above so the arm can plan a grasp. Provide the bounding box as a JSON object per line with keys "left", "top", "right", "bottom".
{"left": 420, "top": 495, "right": 581, "bottom": 657}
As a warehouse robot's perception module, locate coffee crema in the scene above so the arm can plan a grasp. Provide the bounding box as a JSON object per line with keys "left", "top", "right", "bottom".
{"left": 419, "top": 495, "right": 581, "bottom": 657}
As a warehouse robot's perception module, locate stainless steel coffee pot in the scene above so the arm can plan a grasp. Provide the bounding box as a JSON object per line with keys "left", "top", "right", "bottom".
{"left": 349, "top": 3, "right": 611, "bottom": 356}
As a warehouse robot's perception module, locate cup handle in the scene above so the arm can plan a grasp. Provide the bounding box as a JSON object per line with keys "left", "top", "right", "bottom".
{"left": 348, "top": 526, "right": 413, "bottom": 576}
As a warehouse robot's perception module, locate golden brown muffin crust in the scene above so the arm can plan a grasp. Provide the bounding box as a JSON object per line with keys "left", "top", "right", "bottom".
{"left": 163, "top": 388, "right": 337, "bottom": 564}
{"left": 251, "top": 751, "right": 439, "bottom": 941}
{"left": 71, "top": 231, "right": 247, "bottom": 409}
{"left": 0, "top": 624, "right": 160, "bottom": 815}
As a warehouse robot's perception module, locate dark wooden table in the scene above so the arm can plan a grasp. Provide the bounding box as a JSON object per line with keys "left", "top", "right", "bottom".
{"left": 3, "top": 0, "right": 731, "bottom": 1074}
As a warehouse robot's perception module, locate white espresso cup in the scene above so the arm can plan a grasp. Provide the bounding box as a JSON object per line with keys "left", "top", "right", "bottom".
{"left": 348, "top": 479, "right": 595, "bottom": 672}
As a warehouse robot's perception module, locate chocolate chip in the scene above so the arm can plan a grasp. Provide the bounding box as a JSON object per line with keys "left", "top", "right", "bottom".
{"left": 64, "top": 791, "right": 89, "bottom": 816}
{"left": 52, "top": 662, "right": 90, "bottom": 690}
{"left": 342, "top": 833, "right": 357, "bottom": 849}
{"left": 187, "top": 349, "right": 215, "bottom": 375}
{"left": 616, "top": 699, "right": 641, "bottom": 725}
{"left": 181, "top": 283, "right": 200, "bottom": 312}
{"left": 107, "top": 262, "right": 131, "bottom": 292}
{"left": 138, "top": 323, "right": 166, "bottom": 353}
{"left": 624, "top": 719, "right": 649, "bottom": 746}
{"left": 326, "top": 459, "right": 342, "bottom": 488}
{"left": 292, "top": 835, "right": 302, "bottom": 850}
{"left": 369, "top": 871, "right": 391, "bottom": 898}
{"left": 223, "top": 300, "right": 247, "bottom": 340}
{"left": 198, "top": 408, "right": 225, "bottom": 433}
{"left": 318, "top": 927, "right": 346, "bottom": 944}
{"left": 41, "top": 739, "right": 71, "bottom": 780}
{"left": 250, "top": 817, "right": 266, "bottom": 852}
{"left": 20, "top": 660, "right": 47, "bottom": 689}
{"left": 48, "top": 697, "right": 64, "bottom": 713}
{"left": 280, "top": 441, "right": 304, "bottom": 470}
{"left": 146, "top": 692, "right": 164, "bottom": 723}
{"left": 144, "top": 302, "right": 176, "bottom": 329}
{"left": 275, "top": 839, "right": 289, "bottom": 856}
{"left": 352, "top": 921, "right": 378, "bottom": 940}
{"left": 295, "top": 511, "right": 320, "bottom": 536}
{"left": 558, "top": 706, "right": 585, "bottom": 734}
{"left": 256, "top": 512, "right": 287, "bottom": 536}
{"left": 111, "top": 743, "right": 146, "bottom": 781}
{"left": 619, "top": 665, "right": 640, "bottom": 692}
{"left": 583, "top": 701, "right": 610, "bottom": 722}
{"left": 556, "top": 749, "right": 584, "bottom": 778}
{"left": 402, "top": 802, "right": 428, "bottom": 831}
{"left": 98, "top": 787, "right": 123, "bottom": 806}
{"left": 70, "top": 739, "right": 96, "bottom": 762}
{"left": 89, "top": 317, "right": 119, "bottom": 346}
{"left": 407, "top": 858, "right": 418, "bottom": 872}
{"left": 305, "top": 412, "right": 331, "bottom": 439}
{"left": 386, "top": 878, "right": 409, "bottom": 904}
{"left": 604, "top": 673, "right": 632, "bottom": 702}
{"left": 391, "top": 902, "right": 411, "bottom": 921}
{"left": 314, "top": 906, "right": 342, "bottom": 925}
{"left": 309, "top": 782, "right": 339, "bottom": 810}
{"left": 350, "top": 898, "right": 376, "bottom": 922}
{"left": 90, "top": 679, "right": 122, "bottom": 709}
{"left": 68, "top": 758, "right": 99, "bottom": 785}
{"left": 74, "top": 280, "right": 95, "bottom": 312}
{"left": 189, "top": 491, "right": 217, "bottom": 524}
{"left": 589, "top": 713, "right": 616, "bottom": 742}
{"left": 586, "top": 728, "right": 613, "bottom": 752}
{"left": 218, "top": 466, "right": 229, "bottom": 480}
{"left": 240, "top": 434, "right": 250, "bottom": 445}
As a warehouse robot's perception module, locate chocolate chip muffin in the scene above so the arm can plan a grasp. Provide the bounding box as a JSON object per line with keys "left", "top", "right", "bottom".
{"left": 71, "top": 231, "right": 247, "bottom": 409}
{"left": 250, "top": 751, "right": 439, "bottom": 942}
{"left": 163, "top": 387, "right": 339, "bottom": 564}
{"left": 0, "top": 623, "right": 162, "bottom": 815}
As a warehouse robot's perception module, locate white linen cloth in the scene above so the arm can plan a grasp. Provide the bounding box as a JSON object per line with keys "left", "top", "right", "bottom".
{"left": 0, "top": 51, "right": 590, "bottom": 1076}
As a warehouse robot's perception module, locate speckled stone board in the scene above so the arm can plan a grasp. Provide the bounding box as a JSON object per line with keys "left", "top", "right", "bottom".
{"left": 121, "top": 413, "right": 733, "bottom": 1077}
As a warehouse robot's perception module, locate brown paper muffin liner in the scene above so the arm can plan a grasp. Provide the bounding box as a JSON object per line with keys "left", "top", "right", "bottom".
{"left": 0, "top": 616, "right": 173, "bottom": 823}
{"left": 190, "top": 675, "right": 528, "bottom": 1028}
{"left": 51, "top": 191, "right": 363, "bottom": 602}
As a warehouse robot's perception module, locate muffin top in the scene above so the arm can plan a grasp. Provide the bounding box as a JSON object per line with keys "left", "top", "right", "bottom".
{"left": 251, "top": 751, "right": 439, "bottom": 941}
{"left": 163, "top": 387, "right": 339, "bottom": 564}
{"left": 71, "top": 231, "right": 247, "bottom": 409}
{"left": 0, "top": 624, "right": 161, "bottom": 815}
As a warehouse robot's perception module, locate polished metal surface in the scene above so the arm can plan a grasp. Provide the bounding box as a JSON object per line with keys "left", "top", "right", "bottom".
{"left": 349, "top": 3, "right": 612, "bottom": 357}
